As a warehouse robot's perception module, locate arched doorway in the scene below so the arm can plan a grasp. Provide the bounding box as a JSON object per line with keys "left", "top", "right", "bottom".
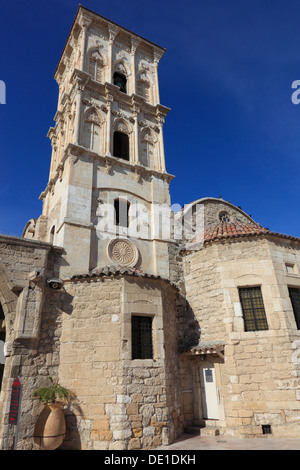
{"left": 0, "top": 303, "right": 5, "bottom": 390}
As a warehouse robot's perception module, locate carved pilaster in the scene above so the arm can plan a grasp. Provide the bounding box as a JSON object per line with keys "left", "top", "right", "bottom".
{"left": 130, "top": 37, "right": 140, "bottom": 95}
{"left": 131, "top": 95, "right": 142, "bottom": 163}
{"left": 78, "top": 13, "right": 93, "bottom": 70}
{"left": 105, "top": 90, "right": 114, "bottom": 156}
{"left": 153, "top": 49, "right": 164, "bottom": 104}
{"left": 155, "top": 110, "right": 166, "bottom": 172}
{"left": 73, "top": 77, "right": 85, "bottom": 145}
{"left": 107, "top": 24, "right": 120, "bottom": 83}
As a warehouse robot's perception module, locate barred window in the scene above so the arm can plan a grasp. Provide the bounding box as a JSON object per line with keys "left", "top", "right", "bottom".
{"left": 132, "top": 316, "right": 153, "bottom": 359}
{"left": 239, "top": 287, "right": 268, "bottom": 331}
{"left": 288, "top": 287, "right": 300, "bottom": 329}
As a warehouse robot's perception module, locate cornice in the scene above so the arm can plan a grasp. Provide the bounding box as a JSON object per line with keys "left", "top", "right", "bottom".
{"left": 55, "top": 6, "right": 166, "bottom": 81}
{"left": 69, "top": 68, "right": 170, "bottom": 116}
{"left": 0, "top": 234, "right": 63, "bottom": 252}
{"left": 39, "top": 143, "right": 175, "bottom": 200}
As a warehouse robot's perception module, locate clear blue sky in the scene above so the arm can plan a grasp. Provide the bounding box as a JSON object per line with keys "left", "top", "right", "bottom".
{"left": 1, "top": 0, "right": 300, "bottom": 237}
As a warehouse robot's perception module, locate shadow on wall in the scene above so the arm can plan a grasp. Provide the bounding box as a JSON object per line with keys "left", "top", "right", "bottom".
{"left": 61, "top": 410, "right": 83, "bottom": 450}
{"left": 177, "top": 294, "right": 200, "bottom": 353}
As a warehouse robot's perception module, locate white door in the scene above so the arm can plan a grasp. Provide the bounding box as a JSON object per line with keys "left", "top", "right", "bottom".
{"left": 200, "top": 364, "right": 219, "bottom": 419}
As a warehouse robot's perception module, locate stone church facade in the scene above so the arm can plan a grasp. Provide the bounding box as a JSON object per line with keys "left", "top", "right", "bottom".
{"left": 1, "top": 6, "right": 300, "bottom": 450}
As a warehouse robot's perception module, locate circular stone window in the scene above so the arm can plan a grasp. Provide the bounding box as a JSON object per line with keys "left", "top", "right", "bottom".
{"left": 219, "top": 211, "right": 230, "bottom": 223}
{"left": 108, "top": 238, "right": 139, "bottom": 267}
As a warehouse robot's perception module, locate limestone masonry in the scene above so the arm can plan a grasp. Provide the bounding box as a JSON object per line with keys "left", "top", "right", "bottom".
{"left": 0, "top": 6, "right": 300, "bottom": 450}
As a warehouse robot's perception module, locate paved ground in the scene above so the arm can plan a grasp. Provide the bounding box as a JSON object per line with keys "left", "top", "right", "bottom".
{"left": 158, "top": 433, "right": 300, "bottom": 450}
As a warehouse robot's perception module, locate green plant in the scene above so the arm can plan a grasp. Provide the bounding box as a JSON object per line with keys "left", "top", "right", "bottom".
{"left": 33, "top": 377, "right": 73, "bottom": 405}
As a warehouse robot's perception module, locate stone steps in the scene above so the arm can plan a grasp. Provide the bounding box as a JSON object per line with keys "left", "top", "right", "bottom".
{"left": 185, "top": 420, "right": 223, "bottom": 436}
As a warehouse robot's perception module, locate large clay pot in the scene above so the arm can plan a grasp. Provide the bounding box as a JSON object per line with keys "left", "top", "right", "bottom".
{"left": 34, "top": 403, "right": 66, "bottom": 450}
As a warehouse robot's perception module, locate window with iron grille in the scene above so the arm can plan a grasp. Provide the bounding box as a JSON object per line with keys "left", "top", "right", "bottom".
{"left": 239, "top": 287, "right": 268, "bottom": 331}
{"left": 288, "top": 287, "right": 300, "bottom": 329}
{"left": 131, "top": 316, "right": 153, "bottom": 359}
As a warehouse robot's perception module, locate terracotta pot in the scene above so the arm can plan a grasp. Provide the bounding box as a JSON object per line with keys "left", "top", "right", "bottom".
{"left": 34, "top": 403, "right": 66, "bottom": 450}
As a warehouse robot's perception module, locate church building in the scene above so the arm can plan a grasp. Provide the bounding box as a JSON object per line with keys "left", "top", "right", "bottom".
{"left": 1, "top": 6, "right": 300, "bottom": 450}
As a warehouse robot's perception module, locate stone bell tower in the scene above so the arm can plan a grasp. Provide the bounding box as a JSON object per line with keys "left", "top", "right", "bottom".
{"left": 24, "top": 6, "right": 173, "bottom": 278}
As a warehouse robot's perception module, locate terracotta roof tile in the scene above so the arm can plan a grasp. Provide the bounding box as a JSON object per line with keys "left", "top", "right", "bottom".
{"left": 68, "top": 265, "right": 179, "bottom": 290}
{"left": 70, "top": 265, "right": 146, "bottom": 279}
{"left": 187, "top": 222, "right": 300, "bottom": 249}
{"left": 204, "top": 222, "right": 270, "bottom": 242}
{"left": 187, "top": 340, "right": 226, "bottom": 355}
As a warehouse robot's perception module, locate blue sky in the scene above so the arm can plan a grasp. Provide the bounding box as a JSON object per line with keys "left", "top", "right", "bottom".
{"left": 1, "top": 0, "right": 300, "bottom": 237}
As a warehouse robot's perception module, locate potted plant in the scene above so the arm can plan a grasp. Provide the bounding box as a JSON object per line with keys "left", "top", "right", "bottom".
{"left": 33, "top": 377, "right": 74, "bottom": 450}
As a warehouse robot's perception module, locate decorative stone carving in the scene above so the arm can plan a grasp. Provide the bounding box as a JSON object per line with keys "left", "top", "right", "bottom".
{"left": 85, "top": 109, "right": 101, "bottom": 124}
{"left": 108, "top": 238, "right": 139, "bottom": 267}
{"left": 114, "top": 61, "right": 127, "bottom": 76}
{"left": 114, "top": 118, "right": 130, "bottom": 134}
{"left": 138, "top": 70, "right": 150, "bottom": 84}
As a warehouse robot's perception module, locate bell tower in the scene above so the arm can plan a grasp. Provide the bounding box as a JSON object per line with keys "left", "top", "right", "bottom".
{"left": 26, "top": 6, "right": 173, "bottom": 278}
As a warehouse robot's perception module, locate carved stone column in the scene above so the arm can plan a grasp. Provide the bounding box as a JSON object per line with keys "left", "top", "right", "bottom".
{"left": 105, "top": 91, "right": 114, "bottom": 156}
{"left": 130, "top": 37, "right": 140, "bottom": 95}
{"left": 79, "top": 14, "right": 93, "bottom": 71}
{"left": 73, "top": 78, "right": 85, "bottom": 146}
{"left": 131, "top": 97, "right": 142, "bottom": 164}
{"left": 107, "top": 24, "right": 120, "bottom": 84}
{"left": 156, "top": 112, "right": 166, "bottom": 172}
{"left": 153, "top": 49, "right": 163, "bottom": 105}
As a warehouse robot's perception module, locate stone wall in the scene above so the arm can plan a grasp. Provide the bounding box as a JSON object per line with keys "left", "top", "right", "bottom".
{"left": 183, "top": 235, "right": 300, "bottom": 438}
{"left": 0, "top": 237, "right": 194, "bottom": 450}
{"left": 54, "top": 274, "right": 187, "bottom": 450}
{"left": 203, "top": 200, "right": 255, "bottom": 227}
{"left": 0, "top": 235, "right": 59, "bottom": 450}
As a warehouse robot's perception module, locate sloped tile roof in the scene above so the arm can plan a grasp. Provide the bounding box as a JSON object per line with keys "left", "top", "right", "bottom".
{"left": 204, "top": 222, "right": 270, "bottom": 241}
{"left": 187, "top": 222, "right": 300, "bottom": 249}
{"left": 197, "top": 222, "right": 300, "bottom": 243}
{"left": 68, "top": 265, "right": 179, "bottom": 290}
{"left": 187, "top": 340, "right": 226, "bottom": 355}
{"left": 70, "top": 265, "right": 148, "bottom": 279}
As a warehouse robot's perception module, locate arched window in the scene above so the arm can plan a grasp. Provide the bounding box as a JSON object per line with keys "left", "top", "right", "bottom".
{"left": 0, "top": 303, "right": 5, "bottom": 391}
{"left": 88, "top": 50, "right": 103, "bottom": 82}
{"left": 49, "top": 225, "right": 55, "bottom": 244}
{"left": 113, "top": 72, "right": 127, "bottom": 94}
{"left": 113, "top": 131, "right": 129, "bottom": 161}
{"left": 114, "top": 199, "right": 130, "bottom": 228}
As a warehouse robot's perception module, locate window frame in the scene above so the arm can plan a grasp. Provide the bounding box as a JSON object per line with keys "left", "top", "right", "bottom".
{"left": 113, "top": 131, "right": 129, "bottom": 161}
{"left": 219, "top": 211, "right": 230, "bottom": 223}
{"left": 114, "top": 198, "right": 130, "bottom": 228}
{"left": 131, "top": 315, "right": 153, "bottom": 360}
{"left": 239, "top": 286, "right": 269, "bottom": 332}
{"left": 113, "top": 71, "right": 127, "bottom": 94}
{"left": 285, "top": 263, "right": 298, "bottom": 276}
{"left": 288, "top": 287, "right": 300, "bottom": 330}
